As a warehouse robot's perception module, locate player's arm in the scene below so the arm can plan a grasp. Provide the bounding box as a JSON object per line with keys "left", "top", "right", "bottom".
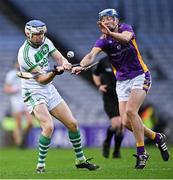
{"left": 30, "top": 65, "right": 64, "bottom": 85}
{"left": 92, "top": 61, "right": 102, "bottom": 87}
{"left": 80, "top": 47, "right": 101, "bottom": 67}
{"left": 51, "top": 50, "right": 72, "bottom": 70}
{"left": 72, "top": 47, "right": 101, "bottom": 74}
{"left": 92, "top": 74, "right": 107, "bottom": 93}
{"left": 92, "top": 74, "right": 101, "bottom": 88}
{"left": 98, "top": 22, "right": 133, "bottom": 44}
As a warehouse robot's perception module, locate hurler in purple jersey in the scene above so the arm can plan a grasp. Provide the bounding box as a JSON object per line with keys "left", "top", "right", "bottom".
{"left": 72, "top": 8, "right": 170, "bottom": 169}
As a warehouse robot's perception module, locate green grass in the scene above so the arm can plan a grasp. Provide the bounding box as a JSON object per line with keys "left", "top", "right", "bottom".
{"left": 0, "top": 146, "right": 172, "bottom": 179}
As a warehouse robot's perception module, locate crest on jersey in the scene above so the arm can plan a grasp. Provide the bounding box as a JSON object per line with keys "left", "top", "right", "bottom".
{"left": 41, "top": 44, "right": 49, "bottom": 55}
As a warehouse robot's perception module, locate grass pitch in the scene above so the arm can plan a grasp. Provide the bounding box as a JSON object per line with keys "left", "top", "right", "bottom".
{"left": 0, "top": 146, "right": 172, "bottom": 179}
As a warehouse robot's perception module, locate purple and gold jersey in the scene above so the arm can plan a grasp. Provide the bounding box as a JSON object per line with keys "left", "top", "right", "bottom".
{"left": 94, "top": 23, "right": 148, "bottom": 80}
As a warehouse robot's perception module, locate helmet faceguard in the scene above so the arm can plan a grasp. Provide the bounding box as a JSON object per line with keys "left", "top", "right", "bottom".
{"left": 25, "top": 20, "right": 47, "bottom": 47}
{"left": 98, "top": 9, "right": 119, "bottom": 21}
{"left": 98, "top": 9, "right": 119, "bottom": 32}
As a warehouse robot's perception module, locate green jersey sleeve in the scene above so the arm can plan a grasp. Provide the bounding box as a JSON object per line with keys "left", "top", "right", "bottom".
{"left": 45, "top": 38, "right": 57, "bottom": 55}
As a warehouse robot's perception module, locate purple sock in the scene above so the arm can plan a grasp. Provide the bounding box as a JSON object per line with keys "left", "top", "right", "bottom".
{"left": 137, "top": 146, "right": 145, "bottom": 156}
{"left": 155, "top": 133, "right": 161, "bottom": 144}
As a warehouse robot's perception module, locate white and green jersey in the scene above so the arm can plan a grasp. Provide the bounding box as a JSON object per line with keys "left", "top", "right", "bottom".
{"left": 18, "top": 37, "right": 57, "bottom": 89}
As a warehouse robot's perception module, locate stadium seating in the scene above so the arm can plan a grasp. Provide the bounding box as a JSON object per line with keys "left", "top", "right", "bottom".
{"left": 0, "top": 12, "right": 25, "bottom": 119}
{"left": 1, "top": 0, "right": 173, "bottom": 126}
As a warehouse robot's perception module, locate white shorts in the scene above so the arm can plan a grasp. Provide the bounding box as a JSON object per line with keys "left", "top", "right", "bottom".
{"left": 22, "top": 84, "right": 63, "bottom": 114}
{"left": 116, "top": 71, "right": 152, "bottom": 102}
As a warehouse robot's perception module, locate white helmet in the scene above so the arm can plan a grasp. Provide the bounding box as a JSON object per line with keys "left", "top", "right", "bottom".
{"left": 25, "top": 20, "right": 47, "bottom": 35}
{"left": 98, "top": 9, "right": 119, "bottom": 20}
{"left": 25, "top": 20, "right": 47, "bottom": 47}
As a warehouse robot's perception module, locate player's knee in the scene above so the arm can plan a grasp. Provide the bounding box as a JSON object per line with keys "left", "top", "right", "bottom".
{"left": 111, "top": 120, "right": 121, "bottom": 129}
{"left": 68, "top": 120, "right": 78, "bottom": 132}
{"left": 121, "top": 114, "right": 130, "bottom": 128}
{"left": 126, "top": 108, "right": 137, "bottom": 119}
{"left": 43, "top": 123, "right": 54, "bottom": 136}
{"left": 122, "top": 120, "right": 130, "bottom": 129}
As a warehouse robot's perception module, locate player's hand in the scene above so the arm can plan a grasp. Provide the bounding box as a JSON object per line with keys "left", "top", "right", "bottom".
{"left": 97, "top": 21, "right": 111, "bottom": 35}
{"left": 62, "top": 61, "right": 72, "bottom": 70}
{"left": 99, "top": 84, "right": 108, "bottom": 93}
{"left": 71, "top": 66, "right": 84, "bottom": 75}
{"left": 54, "top": 66, "right": 64, "bottom": 75}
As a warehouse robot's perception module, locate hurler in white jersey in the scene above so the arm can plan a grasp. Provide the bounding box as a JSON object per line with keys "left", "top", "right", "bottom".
{"left": 18, "top": 20, "right": 99, "bottom": 173}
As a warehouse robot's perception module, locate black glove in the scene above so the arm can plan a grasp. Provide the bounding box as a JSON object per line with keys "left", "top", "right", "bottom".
{"left": 53, "top": 65, "right": 64, "bottom": 75}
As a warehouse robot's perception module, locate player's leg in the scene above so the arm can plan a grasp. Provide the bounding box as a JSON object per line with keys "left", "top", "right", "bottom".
{"left": 143, "top": 127, "right": 170, "bottom": 161}
{"left": 33, "top": 103, "right": 54, "bottom": 173}
{"left": 127, "top": 89, "right": 146, "bottom": 152}
{"left": 102, "top": 125, "right": 114, "bottom": 158}
{"left": 111, "top": 116, "right": 124, "bottom": 158}
{"left": 119, "top": 78, "right": 170, "bottom": 163}
{"left": 103, "top": 94, "right": 124, "bottom": 158}
{"left": 50, "top": 100, "right": 99, "bottom": 170}
{"left": 19, "top": 110, "right": 33, "bottom": 148}
{"left": 125, "top": 109, "right": 168, "bottom": 152}
{"left": 24, "top": 110, "right": 33, "bottom": 135}
{"left": 119, "top": 97, "right": 149, "bottom": 169}
{"left": 50, "top": 101, "right": 84, "bottom": 160}
{"left": 122, "top": 104, "right": 170, "bottom": 162}
{"left": 117, "top": 73, "right": 151, "bottom": 169}
{"left": 12, "top": 112, "right": 23, "bottom": 146}
{"left": 102, "top": 94, "right": 116, "bottom": 158}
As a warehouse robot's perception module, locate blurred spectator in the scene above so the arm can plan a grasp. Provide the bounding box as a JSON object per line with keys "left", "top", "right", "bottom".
{"left": 139, "top": 102, "right": 157, "bottom": 130}
{"left": 3, "top": 62, "right": 33, "bottom": 148}
{"left": 139, "top": 102, "right": 168, "bottom": 144}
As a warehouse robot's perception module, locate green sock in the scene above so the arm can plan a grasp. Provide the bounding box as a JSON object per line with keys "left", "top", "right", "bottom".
{"left": 37, "top": 134, "right": 51, "bottom": 167}
{"left": 68, "top": 130, "right": 85, "bottom": 161}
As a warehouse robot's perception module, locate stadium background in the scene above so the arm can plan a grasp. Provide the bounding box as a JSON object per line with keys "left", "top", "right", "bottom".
{"left": 0, "top": 0, "right": 173, "bottom": 148}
